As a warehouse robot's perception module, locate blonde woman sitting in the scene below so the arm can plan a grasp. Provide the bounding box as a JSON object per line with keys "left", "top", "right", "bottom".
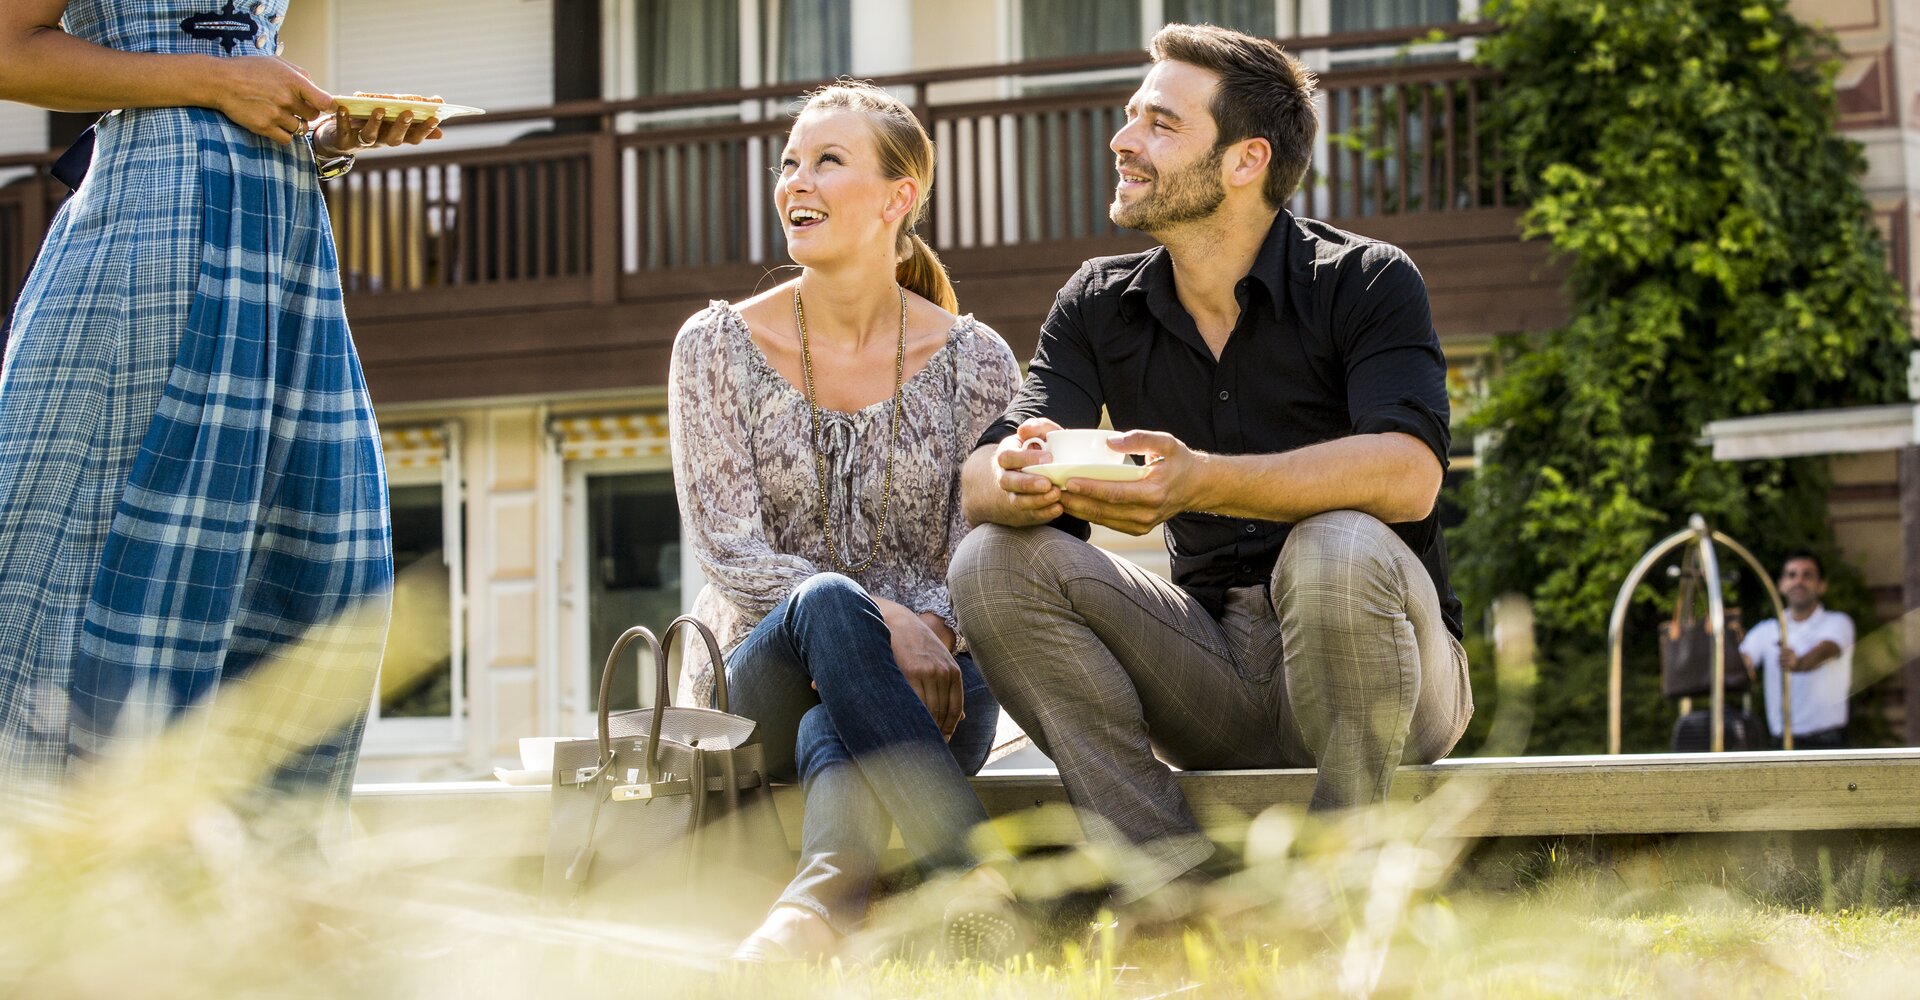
{"left": 668, "top": 81, "right": 1021, "bottom": 961}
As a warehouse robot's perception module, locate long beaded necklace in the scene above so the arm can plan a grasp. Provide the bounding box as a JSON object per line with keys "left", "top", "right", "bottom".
{"left": 793, "top": 285, "right": 907, "bottom": 575}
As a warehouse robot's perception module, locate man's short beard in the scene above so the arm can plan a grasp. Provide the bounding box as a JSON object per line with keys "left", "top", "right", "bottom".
{"left": 1109, "top": 143, "right": 1227, "bottom": 233}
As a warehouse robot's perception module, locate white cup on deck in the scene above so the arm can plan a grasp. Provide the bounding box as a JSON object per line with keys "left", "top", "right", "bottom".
{"left": 1044, "top": 428, "right": 1126, "bottom": 466}
{"left": 519, "top": 736, "right": 569, "bottom": 774}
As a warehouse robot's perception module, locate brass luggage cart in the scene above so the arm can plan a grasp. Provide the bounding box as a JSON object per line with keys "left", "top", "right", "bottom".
{"left": 1607, "top": 514, "right": 1793, "bottom": 752}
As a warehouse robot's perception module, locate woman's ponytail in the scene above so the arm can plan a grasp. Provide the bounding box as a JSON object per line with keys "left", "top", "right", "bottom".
{"left": 897, "top": 231, "right": 957, "bottom": 314}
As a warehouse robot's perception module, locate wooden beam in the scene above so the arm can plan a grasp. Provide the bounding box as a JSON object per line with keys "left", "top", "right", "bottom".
{"left": 348, "top": 213, "right": 1565, "bottom": 407}
{"left": 977, "top": 752, "right": 1920, "bottom": 841}
{"left": 1904, "top": 445, "right": 1920, "bottom": 744}
{"left": 349, "top": 750, "right": 1920, "bottom": 863}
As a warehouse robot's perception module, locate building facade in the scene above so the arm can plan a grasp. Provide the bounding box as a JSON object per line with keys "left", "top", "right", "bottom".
{"left": 0, "top": 0, "right": 1913, "bottom": 776}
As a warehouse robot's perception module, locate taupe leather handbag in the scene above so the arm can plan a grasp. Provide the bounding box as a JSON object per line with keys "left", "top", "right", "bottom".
{"left": 543, "top": 615, "right": 789, "bottom": 918}
{"left": 1658, "top": 567, "right": 1751, "bottom": 699}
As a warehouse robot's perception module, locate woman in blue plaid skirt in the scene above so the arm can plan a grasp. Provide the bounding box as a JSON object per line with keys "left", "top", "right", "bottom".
{"left": 0, "top": 0, "right": 440, "bottom": 802}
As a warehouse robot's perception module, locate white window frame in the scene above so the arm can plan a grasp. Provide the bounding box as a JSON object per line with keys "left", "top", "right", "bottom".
{"left": 598, "top": 0, "right": 891, "bottom": 268}
{"left": 557, "top": 454, "right": 703, "bottom": 738}
{"left": 1296, "top": 0, "right": 1476, "bottom": 70}
{"left": 599, "top": 0, "right": 892, "bottom": 110}
{"left": 1000, "top": 0, "right": 1165, "bottom": 94}
{"left": 981, "top": 2, "right": 1303, "bottom": 246}
{"left": 600, "top": 0, "right": 767, "bottom": 122}
{"left": 999, "top": 0, "right": 1315, "bottom": 84}
{"left": 361, "top": 422, "right": 468, "bottom": 756}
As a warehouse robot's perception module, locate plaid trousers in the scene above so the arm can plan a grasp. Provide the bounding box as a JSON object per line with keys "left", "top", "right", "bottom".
{"left": 949, "top": 510, "right": 1472, "bottom": 897}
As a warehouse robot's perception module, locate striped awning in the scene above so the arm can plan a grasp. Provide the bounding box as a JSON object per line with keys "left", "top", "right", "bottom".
{"left": 550, "top": 411, "right": 671, "bottom": 461}
{"left": 381, "top": 423, "right": 451, "bottom": 471}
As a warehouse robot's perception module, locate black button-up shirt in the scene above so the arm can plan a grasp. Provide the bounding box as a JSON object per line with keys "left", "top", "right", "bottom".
{"left": 979, "top": 211, "right": 1463, "bottom": 638}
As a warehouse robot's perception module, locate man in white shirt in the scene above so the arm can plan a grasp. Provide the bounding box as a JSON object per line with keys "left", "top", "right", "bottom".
{"left": 1739, "top": 550, "right": 1855, "bottom": 749}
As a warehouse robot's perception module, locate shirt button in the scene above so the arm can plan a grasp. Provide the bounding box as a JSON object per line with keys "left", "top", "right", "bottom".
{"left": 1244, "top": 524, "right": 1257, "bottom": 534}
{"left": 1217, "top": 390, "right": 1230, "bottom": 401}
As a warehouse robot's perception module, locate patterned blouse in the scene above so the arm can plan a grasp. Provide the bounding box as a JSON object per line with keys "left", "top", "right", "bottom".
{"left": 667, "top": 301, "right": 1021, "bottom": 705}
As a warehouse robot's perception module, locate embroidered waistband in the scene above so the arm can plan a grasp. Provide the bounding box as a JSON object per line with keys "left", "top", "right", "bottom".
{"left": 180, "top": 2, "right": 264, "bottom": 54}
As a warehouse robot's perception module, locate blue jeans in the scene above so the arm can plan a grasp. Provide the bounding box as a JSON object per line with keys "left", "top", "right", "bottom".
{"left": 727, "top": 573, "right": 1001, "bottom": 934}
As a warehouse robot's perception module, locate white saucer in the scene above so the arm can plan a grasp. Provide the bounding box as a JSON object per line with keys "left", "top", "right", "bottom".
{"left": 493, "top": 767, "right": 551, "bottom": 786}
{"left": 1024, "top": 462, "right": 1150, "bottom": 487}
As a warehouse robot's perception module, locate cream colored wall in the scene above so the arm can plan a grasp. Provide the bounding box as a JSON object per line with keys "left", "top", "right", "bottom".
{"left": 1788, "top": 0, "right": 1916, "bottom": 333}
{"left": 0, "top": 103, "right": 47, "bottom": 158}
{"left": 913, "top": 0, "right": 1000, "bottom": 69}
{"left": 467, "top": 406, "right": 554, "bottom": 765}
{"left": 1830, "top": 451, "right": 1906, "bottom": 618}
{"left": 331, "top": 0, "right": 554, "bottom": 150}
{"left": 1887, "top": 0, "right": 1920, "bottom": 345}
{"left": 0, "top": 101, "right": 45, "bottom": 187}
{"left": 279, "top": 0, "right": 336, "bottom": 90}
{"left": 1090, "top": 525, "right": 1172, "bottom": 578}
{"left": 853, "top": 0, "right": 915, "bottom": 74}
{"left": 913, "top": 0, "right": 1004, "bottom": 104}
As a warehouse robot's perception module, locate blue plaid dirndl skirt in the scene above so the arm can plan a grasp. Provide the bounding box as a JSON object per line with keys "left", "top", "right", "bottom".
{"left": 0, "top": 106, "right": 392, "bottom": 802}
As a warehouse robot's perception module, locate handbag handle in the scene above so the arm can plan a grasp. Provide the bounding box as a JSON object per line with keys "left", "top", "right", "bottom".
{"left": 589, "top": 616, "right": 731, "bottom": 785}
{"left": 659, "top": 614, "right": 730, "bottom": 714}
{"left": 1670, "top": 548, "right": 1700, "bottom": 636}
{"left": 594, "top": 625, "right": 667, "bottom": 783}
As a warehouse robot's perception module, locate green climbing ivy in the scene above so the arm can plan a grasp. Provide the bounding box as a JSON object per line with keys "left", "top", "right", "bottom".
{"left": 1452, "top": 0, "right": 1911, "bottom": 754}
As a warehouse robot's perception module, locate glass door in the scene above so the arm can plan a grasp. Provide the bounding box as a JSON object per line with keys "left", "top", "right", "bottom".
{"left": 362, "top": 423, "right": 466, "bottom": 757}
{"left": 560, "top": 456, "right": 697, "bottom": 735}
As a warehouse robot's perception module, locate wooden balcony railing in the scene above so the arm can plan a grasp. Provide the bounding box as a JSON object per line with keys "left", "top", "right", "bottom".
{"left": 0, "top": 152, "right": 61, "bottom": 328}
{"left": 3, "top": 23, "right": 1509, "bottom": 325}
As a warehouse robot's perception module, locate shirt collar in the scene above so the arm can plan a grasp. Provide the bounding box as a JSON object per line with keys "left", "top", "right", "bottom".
{"left": 1787, "top": 603, "right": 1827, "bottom": 624}
{"left": 1246, "top": 209, "right": 1294, "bottom": 316}
{"left": 1117, "top": 210, "right": 1297, "bottom": 329}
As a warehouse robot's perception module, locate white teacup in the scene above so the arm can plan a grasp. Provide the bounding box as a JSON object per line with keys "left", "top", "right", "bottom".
{"left": 1044, "top": 428, "right": 1126, "bottom": 466}
{"left": 519, "top": 736, "right": 570, "bottom": 774}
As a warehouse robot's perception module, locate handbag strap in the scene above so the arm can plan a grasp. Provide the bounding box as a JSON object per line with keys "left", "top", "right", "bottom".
{"left": 595, "top": 625, "right": 669, "bottom": 782}
{"left": 1670, "top": 548, "right": 1700, "bottom": 634}
{"left": 660, "top": 614, "right": 730, "bottom": 713}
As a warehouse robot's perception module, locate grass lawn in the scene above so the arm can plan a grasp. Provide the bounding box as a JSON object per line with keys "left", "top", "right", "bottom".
{"left": 711, "top": 904, "right": 1920, "bottom": 998}
{"left": 6, "top": 782, "right": 1918, "bottom": 999}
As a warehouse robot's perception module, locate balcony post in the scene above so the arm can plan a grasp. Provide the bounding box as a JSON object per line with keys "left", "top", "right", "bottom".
{"left": 589, "top": 132, "right": 620, "bottom": 306}
{"left": 1903, "top": 443, "right": 1920, "bottom": 745}
{"left": 914, "top": 89, "right": 935, "bottom": 247}
{"left": 21, "top": 173, "right": 53, "bottom": 282}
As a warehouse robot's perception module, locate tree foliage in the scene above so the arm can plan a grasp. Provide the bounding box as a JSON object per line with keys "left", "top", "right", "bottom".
{"left": 1454, "top": 0, "right": 1910, "bottom": 754}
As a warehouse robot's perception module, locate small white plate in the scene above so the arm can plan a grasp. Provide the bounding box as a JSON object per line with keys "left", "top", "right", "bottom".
{"left": 334, "top": 95, "right": 486, "bottom": 122}
{"left": 1024, "top": 462, "right": 1150, "bottom": 487}
{"left": 493, "top": 767, "right": 551, "bottom": 786}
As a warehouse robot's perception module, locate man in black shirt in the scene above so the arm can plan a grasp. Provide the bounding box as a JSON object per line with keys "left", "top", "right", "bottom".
{"left": 948, "top": 23, "right": 1472, "bottom": 900}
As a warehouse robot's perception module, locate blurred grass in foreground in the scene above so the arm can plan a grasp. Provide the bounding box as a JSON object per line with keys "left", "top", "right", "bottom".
{"left": 2, "top": 595, "right": 1917, "bottom": 997}
{"left": 3, "top": 812, "right": 1917, "bottom": 999}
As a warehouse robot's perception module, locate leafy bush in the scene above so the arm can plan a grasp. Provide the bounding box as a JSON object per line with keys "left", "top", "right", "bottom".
{"left": 1452, "top": 0, "right": 1910, "bottom": 754}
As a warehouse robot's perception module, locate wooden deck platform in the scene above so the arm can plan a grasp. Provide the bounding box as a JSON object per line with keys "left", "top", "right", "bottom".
{"left": 348, "top": 749, "right": 1920, "bottom": 867}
